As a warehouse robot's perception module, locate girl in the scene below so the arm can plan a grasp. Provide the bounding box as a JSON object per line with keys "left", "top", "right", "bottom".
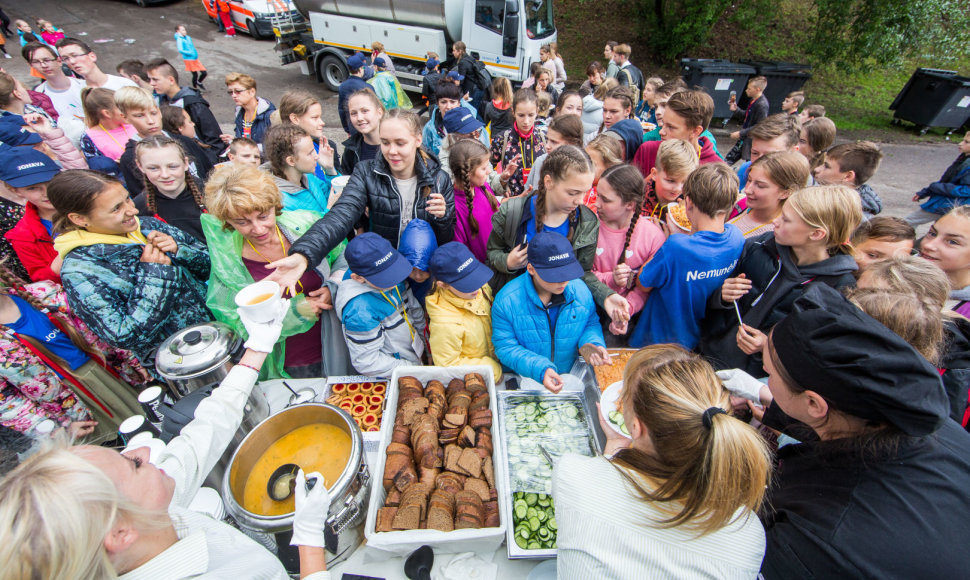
{"left": 449, "top": 139, "right": 499, "bottom": 263}
{"left": 80, "top": 88, "right": 135, "bottom": 163}
{"left": 340, "top": 89, "right": 385, "bottom": 176}
{"left": 367, "top": 57, "right": 412, "bottom": 111}
{"left": 483, "top": 76, "right": 514, "bottom": 139}
{"left": 535, "top": 91, "right": 553, "bottom": 130}
{"left": 525, "top": 113, "right": 584, "bottom": 192}
{"left": 371, "top": 41, "right": 395, "bottom": 72}
{"left": 47, "top": 170, "right": 211, "bottom": 371}
{"left": 583, "top": 132, "right": 624, "bottom": 209}
{"left": 637, "top": 76, "right": 664, "bottom": 125}
{"left": 592, "top": 165, "right": 665, "bottom": 335}
{"left": 279, "top": 90, "right": 342, "bottom": 182}
{"left": 640, "top": 139, "right": 698, "bottom": 227}
{"left": 556, "top": 90, "right": 583, "bottom": 118}
{"left": 37, "top": 20, "right": 65, "bottom": 47}
{"left": 490, "top": 89, "right": 547, "bottom": 197}
{"left": 533, "top": 69, "right": 559, "bottom": 108}
{"left": 222, "top": 72, "right": 275, "bottom": 146}
{"left": 175, "top": 25, "right": 207, "bottom": 91}
{"left": 582, "top": 78, "right": 617, "bottom": 144}
{"left": 599, "top": 85, "right": 636, "bottom": 136}
{"left": 728, "top": 151, "right": 811, "bottom": 239}
{"left": 581, "top": 61, "right": 605, "bottom": 94}
{"left": 547, "top": 42, "right": 567, "bottom": 91}
{"left": 799, "top": 116, "right": 837, "bottom": 173}
{"left": 920, "top": 205, "right": 970, "bottom": 318}
{"left": 700, "top": 185, "right": 862, "bottom": 376}
{"left": 486, "top": 145, "right": 630, "bottom": 324}
{"left": 160, "top": 105, "right": 220, "bottom": 167}
{"left": 538, "top": 44, "right": 562, "bottom": 92}
{"left": 133, "top": 135, "right": 208, "bottom": 243}
{"left": 263, "top": 123, "right": 337, "bottom": 216}
{"left": 0, "top": 263, "right": 148, "bottom": 443}
{"left": 554, "top": 345, "right": 770, "bottom": 578}
{"left": 521, "top": 62, "right": 542, "bottom": 89}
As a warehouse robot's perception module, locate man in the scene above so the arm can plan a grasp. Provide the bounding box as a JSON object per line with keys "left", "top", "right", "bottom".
{"left": 23, "top": 42, "right": 84, "bottom": 126}
{"left": 337, "top": 52, "right": 372, "bottom": 134}
{"left": 55, "top": 37, "right": 137, "bottom": 91}
{"left": 145, "top": 58, "right": 223, "bottom": 149}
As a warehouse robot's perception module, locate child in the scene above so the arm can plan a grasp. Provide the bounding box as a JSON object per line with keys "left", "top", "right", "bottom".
{"left": 639, "top": 139, "right": 699, "bottom": 224}
{"left": 133, "top": 135, "right": 208, "bottom": 243}
{"left": 263, "top": 123, "right": 337, "bottom": 216}
{"left": 637, "top": 76, "right": 664, "bottom": 125}
{"left": 484, "top": 77, "right": 514, "bottom": 139}
{"left": 700, "top": 185, "right": 862, "bottom": 375}
{"left": 279, "top": 90, "right": 342, "bottom": 182}
{"left": 419, "top": 56, "right": 441, "bottom": 114}
{"left": 341, "top": 88, "right": 385, "bottom": 176}
{"left": 919, "top": 206, "right": 970, "bottom": 318}
{"left": 525, "top": 114, "right": 584, "bottom": 192}
{"left": 490, "top": 88, "right": 547, "bottom": 197}
{"left": 334, "top": 232, "right": 426, "bottom": 377}
{"left": 798, "top": 103, "right": 825, "bottom": 124}
{"left": 160, "top": 105, "right": 219, "bottom": 167}
{"left": 851, "top": 216, "right": 915, "bottom": 272}
{"left": 729, "top": 151, "right": 810, "bottom": 239}
{"left": 592, "top": 164, "right": 665, "bottom": 335}
{"left": 735, "top": 113, "right": 802, "bottom": 190}
{"left": 174, "top": 25, "right": 207, "bottom": 91}
{"left": 556, "top": 90, "right": 583, "bottom": 118}
{"left": 1, "top": 149, "right": 62, "bottom": 283}
{"left": 367, "top": 57, "right": 411, "bottom": 111}
{"left": 726, "top": 75, "right": 768, "bottom": 164}
{"left": 422, "top": 81, "right": 485, "bottom": 157}
{"left": 226, "top": 137, "right": 261, "bottom": 166}
{"left": 426, "top": 242, "right": 501, "bottom": 378}
{"left": 799, "top": 116, "right": 836, "bottom": 173}
{"left": 583, "top": 133, "right": 624, "bottom": 209}
{"left": 630, "top": 163, "right": 744, "bottom": 349}
{"left": 491, "top": 231, "right": 609, "bottom": 392}
{"left": 449, "top": 139, "right": 500, "bottom": 263}
{"left": 782, "top": 91, "right": 804, "bottom": 116}
{"left": 582, "top": 77, "right": 617, "bottom": 143}
{"left": 398, "top": 219, "right": 438, "bottom": 305}
{"left": 536, "top": 91, "right": 553, "bottom": 130}
{"left": 438, "top": 107, "right": 486, "bottom": 177}
{"left": 79, "top": 88, "right": 134, "bottom": 165}
{"left": 814, "top": 140, "right": 883, "bottom": 218}
{"left": 907, "top": 131, "right": 970, "bottom": 226}
{"left": 632, "top": 89, "right": 721, "bottom": 177}
{"left": 598, "top": 85, "right": 636, "bottom": 137}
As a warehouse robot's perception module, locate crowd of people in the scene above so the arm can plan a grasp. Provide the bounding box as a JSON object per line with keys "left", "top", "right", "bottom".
{"left": 0, "top": 14, "right": 969, "bottom": 578}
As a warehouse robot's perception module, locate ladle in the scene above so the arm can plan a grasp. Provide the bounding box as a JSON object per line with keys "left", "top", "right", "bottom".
{"left": 266, "top": 463, "right": 320, "bottom": 502}
{"left": 404, "top": 545, "right": 434, "bottom": 580}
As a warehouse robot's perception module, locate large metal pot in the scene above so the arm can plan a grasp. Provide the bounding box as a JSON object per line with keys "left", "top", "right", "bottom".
{"left": 223, "top": 403, "right": 370, "bottom": 568}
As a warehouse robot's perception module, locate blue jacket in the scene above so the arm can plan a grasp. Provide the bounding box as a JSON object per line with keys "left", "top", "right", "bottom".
{"left": 491, "top": 272, "right": 605, "bottom": 384}
{"left": 918, "top": 154, "right": 970, "bottom": 215}
{"left": 175, "top": 33, "right": 198, "bottom": 60}
{"left": 421, "top": 104, "right": 487, "bottom": 156}
{"left": 234, "top": 97, "right": 276, "bottom": 145}
{"left": 399, "top": 219, "right": 438, "bottom": 304}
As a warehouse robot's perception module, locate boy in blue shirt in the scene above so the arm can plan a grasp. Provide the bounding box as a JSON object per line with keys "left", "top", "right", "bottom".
{"left": 630, "top": 163, "right": 744, "bottom": 349}
{"left": 492, "top": 231, "right": 609, "bottom": 393}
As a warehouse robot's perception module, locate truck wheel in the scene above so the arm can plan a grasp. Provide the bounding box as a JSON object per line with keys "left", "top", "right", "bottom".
{"left": 319, "top": 55, "right": 348, "bottom": 92}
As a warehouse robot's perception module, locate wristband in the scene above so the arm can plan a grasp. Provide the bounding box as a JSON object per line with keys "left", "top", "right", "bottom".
{"left": 236, "top": 362, "right": 260, "bottom": 373}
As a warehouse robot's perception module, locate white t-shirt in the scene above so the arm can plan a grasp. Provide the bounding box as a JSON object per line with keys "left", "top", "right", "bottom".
{"left": 394, "top": 175, "right": 419, "bottom": 230}
{"left": 87, "top": 74, "right": 138, "bottom": 91}
{"left": 36, "top": 77, "right": 85, "bottom": 123}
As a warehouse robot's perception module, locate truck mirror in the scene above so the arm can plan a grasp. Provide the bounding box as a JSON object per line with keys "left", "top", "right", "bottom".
{"left": 502, "top": 11, "right": 519, "bottom": 57}
{"left": 505, "top": 0, "right": 518, "bottom": 14}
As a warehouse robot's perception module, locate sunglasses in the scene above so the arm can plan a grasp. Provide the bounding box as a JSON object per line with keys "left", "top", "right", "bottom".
{"left": 226, "top": 88, "right": 252, "bottom": 95}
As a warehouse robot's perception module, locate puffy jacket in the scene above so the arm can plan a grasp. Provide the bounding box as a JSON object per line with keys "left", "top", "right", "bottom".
{"left": 857, "top": 183, "right": 882, "bottom": 218}
{"left": 485, "top": 194, "right": 612, "bottom": 304}
{"left": 605, "top": 118, "right": 643, "bottom": 161}
{"left": 699, "top": 233, "right": 857, "bottom": 376}
{"left": 290, "top": 149, "right": 455, "bottom": 268}
{"left": 491, "top": 273, "right": 604, "bottom": 384}
{"left": 262, "top": 162, "right": 335, "bottom": 216}
{"left": 426, "top": 285, "right": 502, "bottom": 378}
{"left": 39, "top": 124, "right": 87, "bottom": 170}
{"left": 581, "top": 95, "right": 603, "bottom": 142}
{"left": 421, "top": 103, "right": 486, "bottom": 157}
{"left": 918, "top": 154, "right": 970, "bottom": 215}
{"left": 4, "top": 203, "right": 59, "bottom": 283}
{"left": 160, "top": 87, "right": 224, "bottom": 149}
{"left": 455, "top": 54, "right": 479, "bottom": 97}
{"left": 484, "top": 100, "right": 513, "bottom": 138}
{"left": 399, "top": 219, "right": 438, "bottom": 304}
{"left": 234, "top": 97, "right": 276, "bottom": 145}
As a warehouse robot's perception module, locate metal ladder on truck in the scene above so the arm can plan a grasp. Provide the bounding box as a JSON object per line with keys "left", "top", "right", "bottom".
{"left": 270, "top": 1, "right": 308, "bottom": 68}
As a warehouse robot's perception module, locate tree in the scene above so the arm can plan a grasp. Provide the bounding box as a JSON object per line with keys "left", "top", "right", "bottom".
{"left": 633, "top": 0, "right": 735, "bottom": 60}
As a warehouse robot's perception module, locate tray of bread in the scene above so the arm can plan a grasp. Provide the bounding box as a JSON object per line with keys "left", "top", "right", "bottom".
{"left": 363, "top": 366, "right": 506, "bottom": 557}
{"left": 592, "top": 348, "right": 637, "bottom": 391}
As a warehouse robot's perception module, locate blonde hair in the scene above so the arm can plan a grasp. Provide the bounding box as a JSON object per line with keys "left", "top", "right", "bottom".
{"left": 644, "top": 76, "right": 664, "bottom": 91}
{"left": 846, "top": 288, "right": 943, "bottom": 365}
{"left": 785, "top": 185, "right": 862, "bottom": 255}
{"left": 224, "top": 72, "right": 256, "bottom": 91}
{"left": 749, "top": 151, "right": 811, "bottom": 196}
{"left": 593, "top": 77, "right": 618, "bottom": 101}
{"left": 536, "top": 91, "right": 552, "bottom": 118}
{"left": 278, "top": 90, "right": 321, "bottom": 123}
{"left": 205, "top": 165, "right": 283, "bottom": 230}
{"left": 586, "top": 133, "right": 624, "bottom": 167}
{"left": 655, "top": 139, "right": 699, "bottom": 179}
{"left": 371, "top": 41, "right": 385, "bottom": 53}
{"left": 113, "top": 86, "right": 156, "bottom": 114}
{"left": 491, "top": 77, "right": 513, "bottom": 105}
{"left": 613, "top": 345, "right": 772, "bottom": 535}
{"left": 859, "top": 255, "right": 950, "bottom": 311}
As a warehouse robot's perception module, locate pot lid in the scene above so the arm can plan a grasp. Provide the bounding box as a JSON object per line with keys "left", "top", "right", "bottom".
{"left": 155, "top": 321, "right": 242, "bottom": 378}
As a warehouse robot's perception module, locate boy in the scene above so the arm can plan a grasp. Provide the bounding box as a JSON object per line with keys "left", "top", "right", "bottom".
{"left": 906, "top": 131, "right": 970, "bottom": 226}
{"left": 226, "top": 136, "right": 261, "bottom": 167}
{"left": 334, "top": 233, "right": 427, "bottom": 377}
{"left": 492, "top": 231, "right": 609, "bottom": 393}
{"left": 798, "top": 103, "right": 825, "bottom": 124}
{"left": 55, "top": 38, "right": 136, "bottom": 91}
{"left": 727, "top": 75, "right": 768, "bottom": 163}
{"left": 630, "top": 163, "right": 744, "bottom": 349}
{"left": 814, "top": 141, "right": 883, "bottom": 218}
{"left": 115, "top": 86, "right": 214, "bottom": 195}
{"left": 337, "top": 53, "right": 371, "bottom": 134}
{"left": 419, "top": 55, "right": 441, "bottom": 115}
{"left": 146, "top": 58, "right": 223, "bottom": 149}
{"left": 116, "top": 59, "right": 155, "bottom": 92}
{"left": 426, "top": 241, "right": 502, "bottom": 379}
{"left": 612, "top": 44, "right": 644, "bottom": 105}
{"left": 603, "top": 41, "right": 619, "bottom": 79}
{"left": 641, "top": 138, "right": 700, "bottom": 221}
{"left": 850, "top": 216, "right": 916, "bottom": 273}
{"left": 422, "top": 80, "right": 486, "bottom": 156}
{"left": 632, "top": 89, "right": 721, "bottom": 178}
{"left": 1, "top": 148, "right": 62, "bottom": 283}
{"left": 736, "top": 113, "right": 802, "bottom": 189}
{"left": 25, "top": 43, "right": 84, "bottom": 127}
{"left": 782, "top": 91, "right": 804, "bottom": 116}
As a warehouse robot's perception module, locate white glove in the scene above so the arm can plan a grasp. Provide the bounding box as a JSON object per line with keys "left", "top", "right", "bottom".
{"left": 716, "top": 369, "right": 768, "bottom": 403}
{"left": 237, "top": 298, "right": 289, "bottom": 353}
{"left": 290, "top": 469, "right": 331, "bottom": 548}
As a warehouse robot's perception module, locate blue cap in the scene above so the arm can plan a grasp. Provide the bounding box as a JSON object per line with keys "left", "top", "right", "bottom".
{"left": 0, "top": 147, "right": 59, "bottom": 187}
{"left": 346, "top": 53, "right": 366, "bottom": 71}
{"left": 373, "top": 57, "right": 386, "bottom": 68}
{"left": 0, "top": 116, "right": 43, "bottom": 147}
{"left": 446, "top": 70, "right": 464, "bottom": 82}
{"left": 430, "top": 242, "right": 493, "bottom": 293}
{"left": 527, "top": 231, "right": 584, "bottom": 283}
{"left": 426, "top": 57, "right": 440, "bottom": 70}
{"left": 345, "top": 232, "right": 413, "bottom": 289}
{"left": 443, "top": 108, "right": 484, "bottom": 134}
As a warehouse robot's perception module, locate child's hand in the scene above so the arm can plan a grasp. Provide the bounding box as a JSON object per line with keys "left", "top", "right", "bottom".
{"left": 603, "top": 294, "right": 631, "bottom": 325}
{"left": 542, "top": 368, "right": 564, "bottom": 393}
{"left": 501, "top": 155, "right": 521, "bottom": 182}
{"left": 608, "top": 319, "right": 628, "bottom": 336}
{"left": 736, "top": 323, "right": 767, "bottom": 355}
{"left": 317, "top": 137, "right": 336, "bottom": 173}
{"left": 580, "top": 343, "right": 611, "bottom": 366}
{"left": 721, "top": 273, "right": 751, "bottom": 302}
{"left": 730, "top": 131, "right": 740, "bottom": 140}
{"left": 305, "top": 286, "right": 333, "bottom": 313}
{"left": 612, "top": 263, "right": 633, "bottom": 288}
{"left": 506, "top": 243, "right": 528, "bottom": 271}
{"left": 23, "top": 113, "right": 53, "bottom": 135}
{"left": 220, "top": 133, "right": 234, "bottom": 144}
{"left": 140, "top": 242, "right": 172, "bottom": 266}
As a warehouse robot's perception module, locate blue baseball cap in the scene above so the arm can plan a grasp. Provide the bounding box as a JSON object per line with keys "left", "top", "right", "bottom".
{"left": 426, "top": 57, "right": 440, "bottom": 70}
{"left": 430, "top": 242, "right": 493, "bottom": 293}
{"left": 346, "top": 53, "right": 366, "bottom": 71}
{"left": 443, "top": 108, "right": 484, "bottom": 134}
{"left": 345, "top": 232, "right": 413, "bottom": 289}
{"left": 0, "top": 115, "right": 43, "bottom": 147}
{"left": 373, "top": 57, "right": 386, "bottom": 68}
{"left": 527, "top": 231, "right": 584, "bottom": 283}
{"left": 0, "top": 147, "right": 59, "bottom": 187}
{"left": 446, "top": 70, "right": 464, "bottom": 82}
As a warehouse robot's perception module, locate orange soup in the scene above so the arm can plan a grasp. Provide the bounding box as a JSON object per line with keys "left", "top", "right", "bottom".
{"left": 247, "top": 293, "right": 275, "bottom": 305}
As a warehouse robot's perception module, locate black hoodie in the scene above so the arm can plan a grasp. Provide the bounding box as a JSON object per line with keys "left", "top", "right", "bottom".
{"left": 159, "top": 87, "right": 224, "bottom": 150}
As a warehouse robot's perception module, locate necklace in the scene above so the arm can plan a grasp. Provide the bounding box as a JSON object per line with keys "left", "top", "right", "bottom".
{"left": 98, "top": 123, "right": 131, "bottom": 152}
{"left": 246, "top": 225, "right": 304, "bottom": 295}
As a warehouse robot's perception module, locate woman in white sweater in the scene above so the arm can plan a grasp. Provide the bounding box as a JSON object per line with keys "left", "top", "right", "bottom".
{"left": 553, "top": 344, "right": 772, "bottom": 579}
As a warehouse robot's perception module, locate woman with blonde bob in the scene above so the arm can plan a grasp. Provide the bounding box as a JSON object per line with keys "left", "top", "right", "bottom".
{"left": 554, "top": 344, "right": 772, "bottom": 578}
{"left": 203, "top": 164, "right": 348, "bottom": 379}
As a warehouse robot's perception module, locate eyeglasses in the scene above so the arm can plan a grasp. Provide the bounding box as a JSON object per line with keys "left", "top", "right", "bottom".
{"left": 60, "top": 52, "right": 90, "bottom": 62}
{"left": 226, "top": 88, "right": 251, "bottom": 95}
{"left": 30, "top": 58, "right": 59, "bottom": 66}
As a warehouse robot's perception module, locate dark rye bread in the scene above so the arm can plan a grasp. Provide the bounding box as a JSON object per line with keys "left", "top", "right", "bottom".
{"left": 482, "top": 456, "right": 494, "bottom": 488}
{"left": 435, "top": 471, "right": 465, "bottom": 494}
{"left": 483, "top": 500, "right": 500, "bottom": 528}
{"left": 445, "top": 378, "right": 465, "bottom": 398}
{"left": 425, "top": 380, "right": 447, "bottom": 408}
{"left": 469, "top": 407, "right": 492, "bottom": 428}
{"left": 454, "top": 490, "right": 484, "bottom": 529}
{"left": 398, "top": 396, "right": 429, "bottom": 426}
{"left": 458, "top": 425, "right": 477, "bottom": 448}
{"left": 464, "top": 373, "right": 487, "bottom": 393}
{"left": 464, "top": 477, "right": 490, "bottom": 502}
{"left": 376, "top": 506, "right": 398, "bottom": 532}
{"left": 385, "top": 486, "right": 402, "bottom": 507}
{"left": 392, "top": 504, "right": 421, "bottom": 530}
{"left": 458, "top": 447, "right": 483, "bottom": 479}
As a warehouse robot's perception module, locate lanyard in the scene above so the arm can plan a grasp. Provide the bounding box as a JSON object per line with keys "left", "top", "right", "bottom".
{"left": 98, "top": 123, "right": 131, "bottom": 151}
{"left": 379, "top": 286, "right": 415, "bottom": 341}
{"left": 242, "top": 108, "right": 256, "bottom": 137}
{"left": 735, "top": 209, "right": 775, "bottom": 236}
{"left": 246, "top": 226, "right": 304, "bottom": 295}
{"left": 518, "top": 132, "right": 535, "bottom": 169}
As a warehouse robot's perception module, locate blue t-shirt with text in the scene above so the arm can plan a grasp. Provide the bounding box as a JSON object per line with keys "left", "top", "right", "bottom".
{"left": 7, "top": 295, "right": 90, "bottom": 371}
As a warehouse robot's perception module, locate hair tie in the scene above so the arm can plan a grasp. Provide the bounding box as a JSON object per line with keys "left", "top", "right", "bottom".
{"left": 702, "top": 407, "right": 727, "bottom": 429}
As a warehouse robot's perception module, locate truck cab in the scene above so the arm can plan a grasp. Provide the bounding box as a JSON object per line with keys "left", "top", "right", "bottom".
{"left": 461, "top": 0, "right": 556, "bottom": 82}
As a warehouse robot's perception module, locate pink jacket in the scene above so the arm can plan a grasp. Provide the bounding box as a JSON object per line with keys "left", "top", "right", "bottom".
{"left": 592, "top": 217, "right": 665, "bottom": 315}
{"left": 41, "top": 126, "right": 87, "bottom": 170}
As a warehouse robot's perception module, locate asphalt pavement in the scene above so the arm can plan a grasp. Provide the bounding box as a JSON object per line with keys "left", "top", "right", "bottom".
{"left": 5, "top": 0, "right": 960, "bottom": 221}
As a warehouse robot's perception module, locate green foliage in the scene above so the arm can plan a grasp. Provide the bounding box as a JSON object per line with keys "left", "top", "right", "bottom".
{"left": 633, "top": 0, "right": 736, "bottom": 59}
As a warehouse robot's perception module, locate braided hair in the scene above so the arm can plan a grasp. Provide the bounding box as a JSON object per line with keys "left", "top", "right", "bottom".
{"left": 135, "top": 135, "right": 205, "bottom": 215}
{"left": 534, "top": 145, "right": 594, "bottom": 243}
{"left": 600, "top": 164, "right": 646, "bottom": 264}
{"left": 448, "top": 139, "right": 497, "bottom": 237}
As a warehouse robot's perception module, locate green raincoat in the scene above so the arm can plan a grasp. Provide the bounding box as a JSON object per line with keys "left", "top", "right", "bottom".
{"left": 368, "top": 71, "right": 412, "bottom": 111}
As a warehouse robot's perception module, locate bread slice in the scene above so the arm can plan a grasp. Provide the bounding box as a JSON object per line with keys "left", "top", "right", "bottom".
{"left": 427, "top": 506, "right": 455, "bottom": 531}
{"left": 482, "top": 456, "right": 494, "bottom": 488}
{"left": 376, "top": 506, "right": 398, "bottom": 532}
{"left": 392, "top": 504, "right": 421, "bottom": 530}
{"left": 458, "top": 447, "right": 482, "bottom": 479}
{"left": 464, "top": 477, "right": 490, "bottom": 502}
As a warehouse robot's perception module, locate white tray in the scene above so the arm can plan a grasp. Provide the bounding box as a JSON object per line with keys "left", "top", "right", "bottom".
{"left": 363, "top": 365, "right": 507, "bottom": 557}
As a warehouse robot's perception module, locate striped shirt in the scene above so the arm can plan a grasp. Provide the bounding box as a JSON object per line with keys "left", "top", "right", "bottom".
{"left": 729, "top": 209, "right": 776, "bottom": 240}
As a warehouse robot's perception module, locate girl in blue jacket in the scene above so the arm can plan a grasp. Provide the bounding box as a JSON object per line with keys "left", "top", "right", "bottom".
{"left": 175, "top": 25, "right": 208, "bottom": 91}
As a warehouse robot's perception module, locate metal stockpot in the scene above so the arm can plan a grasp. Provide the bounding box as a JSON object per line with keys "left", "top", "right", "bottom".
{"left": 222, "top": 403, "right": 370, "bottom": 568}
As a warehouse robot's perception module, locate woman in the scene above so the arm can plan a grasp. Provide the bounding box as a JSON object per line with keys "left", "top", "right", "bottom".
{"left": 554, "top": 344, "right": 771, "bottom": 578}
{"left": 221, "top": 72, "right": 275, "bottom": 147}
{"left": 203, "top": 165, "right": 349, "bottom": 379}
{"left": 265, "top": 109, "right": 454, "bottom": 297}
{"left": 754, "top": 283, "right": 970, "bottom": 577}
{"left": 47, "top": 170, "right": 211, "bottom": 371}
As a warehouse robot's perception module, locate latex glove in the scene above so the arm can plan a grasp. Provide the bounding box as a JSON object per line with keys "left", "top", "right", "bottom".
{"left": 290, "top": 469, "right": 332, "bottom": 548}
{"left": 237, "top": 298, "right": 290, "bottom": 353}
{"left": 716, "top": 368, "right": 766, "bottom": 403}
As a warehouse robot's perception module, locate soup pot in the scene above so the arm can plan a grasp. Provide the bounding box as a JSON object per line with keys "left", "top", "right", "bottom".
{"left": 155, "top": 321, "right": 244, "bottom": 397}
{"left": 223, "top": 403, "right": 370, "bottom": 568}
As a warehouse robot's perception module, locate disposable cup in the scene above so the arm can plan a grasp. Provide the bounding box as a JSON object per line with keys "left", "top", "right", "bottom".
{"left": 234, "top": 280, "right": 282, "bottom": 323}
{"left": 138, "top": 385, "right": 166, "bottom": 423}
{"left": 329, "top": 175, "right": 351, "bottom": 209}
{"left": 118, "top": 414, "right": 160, "bottom": 443}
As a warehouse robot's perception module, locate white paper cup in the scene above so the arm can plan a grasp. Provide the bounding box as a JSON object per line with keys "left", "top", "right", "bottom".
{"left": 329, "top": 175, "right": 351, "bottom": 209}
{"left": 234, "top": 280, "right": 282, "bottom": 323}
{"left": 118, "top": 414, "right": 160, "bottom": 442}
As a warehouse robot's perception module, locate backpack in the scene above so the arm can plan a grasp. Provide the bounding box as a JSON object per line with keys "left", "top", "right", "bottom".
{"left": 472, "top": 58, "right": 492, "bottom": 96}
{"left": 619, "top": 67, "right": 640, "bottom": 105}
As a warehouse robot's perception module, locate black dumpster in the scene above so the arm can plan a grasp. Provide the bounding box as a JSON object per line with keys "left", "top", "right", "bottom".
{"left": 890, "top": 68, "right": 970, "bottom": 134}
{"left": 680, "top": 59, "right": 756, "bottom": 122}
{"left": 735, "top": 60, "right": 813, "bottom": 115}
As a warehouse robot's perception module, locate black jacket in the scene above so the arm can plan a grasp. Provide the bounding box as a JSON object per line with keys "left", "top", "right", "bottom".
{"left": 340, "top": 131, "right": 379, "bottom": 177}
{"left": 119, "top": 132, "right": 215, "bottom": 197}
{"left": 699, "top": 233, "right": 857, "bottom": 376}
{"left": 456, "top": 54, "right": 478, "bottom": 96}
{"left": 291, "top": 150, "right": 455, "bottom": 267}
{"left": 133, "top": 180, "right": 206, "bottom": 243}
{"left": 160, "top": 87, "right": 224, "bottom": 149}
{"left": 941, "top": 317, "right": 970, "bottom": 425}
{"left": 616, "top": 62, "right": 644, "bottom": 97}
{"left": 761, "top": 419, "right": 970, "bottom": 578}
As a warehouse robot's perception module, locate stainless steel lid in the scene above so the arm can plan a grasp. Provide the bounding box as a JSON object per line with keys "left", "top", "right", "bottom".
{"left": 155, "top": 321, "right": 242, "bottom": 379}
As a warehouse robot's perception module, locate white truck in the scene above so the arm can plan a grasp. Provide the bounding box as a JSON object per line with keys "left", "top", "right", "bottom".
{"left": 275, "top": 0, "right": 557, "bottom": 92}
